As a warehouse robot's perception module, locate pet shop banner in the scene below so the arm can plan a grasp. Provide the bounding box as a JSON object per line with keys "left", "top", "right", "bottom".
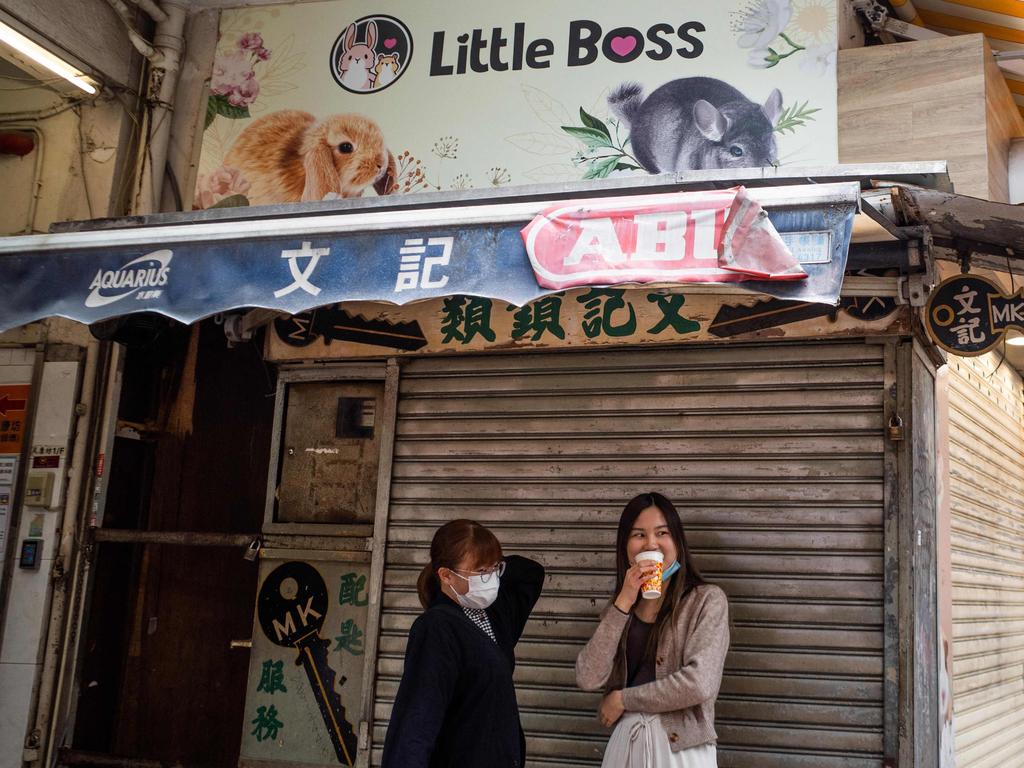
{"left": 197, "top": 0, "right": 838, "bottom": 208}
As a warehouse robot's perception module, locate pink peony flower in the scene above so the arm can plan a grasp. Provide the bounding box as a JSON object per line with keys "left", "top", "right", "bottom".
{"left": 228, "top": 77, "right": 259, "bottom": 106}
{"left": 238, "top": 32, "right": 264, "bottom": 51}
{"left": 196, "top": 165, "right": 251, "bottom": 209}
{"left": 255, "top": 46, "right": 270, "bottom": 61}
{"left": 210, "top": 51, "right": 255, "bottom": 96}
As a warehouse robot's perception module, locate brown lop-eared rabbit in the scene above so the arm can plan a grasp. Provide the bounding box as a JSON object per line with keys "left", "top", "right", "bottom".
{"left": 223, "top": 110, "right": 397, "bottom": 205}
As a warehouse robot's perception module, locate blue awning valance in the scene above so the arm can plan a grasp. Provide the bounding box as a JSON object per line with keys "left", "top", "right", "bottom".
{"left": 0, "top": 181, "right": 860, "bottom": 332}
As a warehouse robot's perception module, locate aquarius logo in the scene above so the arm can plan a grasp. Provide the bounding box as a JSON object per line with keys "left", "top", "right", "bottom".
{"left": 85, "top": 250, "right": 172, "bottom": 308}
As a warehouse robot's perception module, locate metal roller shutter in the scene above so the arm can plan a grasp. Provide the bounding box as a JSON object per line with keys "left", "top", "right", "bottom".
{"left": 947, "top": 354, "right": 1024, "bottom": 768}
{"left": 372, "top": 341, "right": 887, "bottom": 768}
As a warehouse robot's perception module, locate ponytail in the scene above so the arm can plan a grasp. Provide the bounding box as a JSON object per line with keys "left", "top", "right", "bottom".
{"left": 417, "top": 562, "right": 441, "bottom": 609}
{"left": 416, "top": 519, "right": 503, "bottom": 610}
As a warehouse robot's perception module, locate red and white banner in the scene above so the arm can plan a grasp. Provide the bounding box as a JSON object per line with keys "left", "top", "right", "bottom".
{"left": 521, "top": 187, "right": 806, "bottom": 291}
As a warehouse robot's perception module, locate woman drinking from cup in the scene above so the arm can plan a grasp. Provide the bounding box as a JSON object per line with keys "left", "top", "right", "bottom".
{"left": 382, "top": 519, "right": 545, "bottom": 768}
{"left": 576, "top": 492, "right": 729, "bottom": 767}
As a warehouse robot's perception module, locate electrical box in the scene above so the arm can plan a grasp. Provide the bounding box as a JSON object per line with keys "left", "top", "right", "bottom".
{"left": 24, "top": 472, "right": 54, "bottom": 507}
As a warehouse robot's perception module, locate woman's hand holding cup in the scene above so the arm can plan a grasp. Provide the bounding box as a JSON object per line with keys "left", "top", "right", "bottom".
{"left": 614, "top": 555, "right": 661, "bottom": 613}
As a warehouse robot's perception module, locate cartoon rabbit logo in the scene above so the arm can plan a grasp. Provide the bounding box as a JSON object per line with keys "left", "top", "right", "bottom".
{"left": 331, "top": 15, "right": 413, "bottom": 94}
{"left": 338, "top": 20, "right": 377, "bottom": 92}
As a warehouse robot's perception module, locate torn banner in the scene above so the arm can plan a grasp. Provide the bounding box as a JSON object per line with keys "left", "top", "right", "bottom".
{"left": 522, "top": 186, "right": 821, "bottom": 293}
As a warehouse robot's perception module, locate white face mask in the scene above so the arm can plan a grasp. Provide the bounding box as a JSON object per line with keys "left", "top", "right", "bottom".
{"left": 448, "top": 571, "right": 500, "bottom": 610}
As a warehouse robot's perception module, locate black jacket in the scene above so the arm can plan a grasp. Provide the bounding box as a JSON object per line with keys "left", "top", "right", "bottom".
{"left": 381, "top": 555, "right": 545, "bottom": 768}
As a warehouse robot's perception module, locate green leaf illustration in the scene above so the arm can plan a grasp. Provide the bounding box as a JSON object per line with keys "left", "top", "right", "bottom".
{"left": 207, "top": 93, "right": 251, "bottom": 124}
{"left": 562, "top": 105, "right": 644, "bottom": 181}
{"left": 774, "top": 101, "right": 821, "bottom": 135}
{"left": 583, "top": 156, "right": 619, "bottom": 180}
{"left": 561, "top": 125, "right": 613, "bottom": 148}
{"left": 579, "top": 107, "right": 612, "bottom": 141}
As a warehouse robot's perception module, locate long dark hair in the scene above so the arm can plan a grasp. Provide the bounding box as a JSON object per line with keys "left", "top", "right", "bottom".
{"left": 417, "top": 519, "right": 503, "bottom": 609}
{"left": 615, "top": 492, "right": 706, "bottom": 659}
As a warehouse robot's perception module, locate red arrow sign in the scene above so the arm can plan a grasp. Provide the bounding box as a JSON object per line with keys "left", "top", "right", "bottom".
{"left": 0, "top": 394, "right": 27, "bottom": 416}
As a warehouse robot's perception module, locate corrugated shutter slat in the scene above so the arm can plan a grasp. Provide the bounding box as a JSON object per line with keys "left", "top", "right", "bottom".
{"left": 373, "top": 343, "right": 886, "bottom": 767}
{"left": 948, "top": 354, "right": 1024, "bottom": 768}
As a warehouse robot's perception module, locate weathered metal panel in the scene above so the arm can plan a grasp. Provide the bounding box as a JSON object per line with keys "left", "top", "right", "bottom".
{"left": 370, "top": 342, "right": 888, "bottom": 767}
{"left": 239, "top": 555, "right": 372, "bottom": 767}
{"left": 278, "top": 381, "right": 384, "bottom": 525}
{"left": 946, "top": 353, "right": 1024, "bottom": 768}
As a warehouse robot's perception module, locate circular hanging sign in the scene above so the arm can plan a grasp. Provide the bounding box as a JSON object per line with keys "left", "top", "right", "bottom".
{"left": 925, "top": 274, "right": 1024, "bottom": 356}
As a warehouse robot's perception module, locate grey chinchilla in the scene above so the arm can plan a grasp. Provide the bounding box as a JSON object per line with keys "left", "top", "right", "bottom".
{"left": 609, "top": 77, "right": 783, "bottom": 173}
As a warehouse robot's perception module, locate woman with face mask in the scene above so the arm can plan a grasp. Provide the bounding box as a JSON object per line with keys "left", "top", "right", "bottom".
{"left": 576, "top": 492, "right": 729, "bottom": 768}
{"left": 381, "top": 519, "right": 545, "bottom": 768}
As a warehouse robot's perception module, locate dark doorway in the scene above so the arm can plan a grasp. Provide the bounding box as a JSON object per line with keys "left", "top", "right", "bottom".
{"left": 71, "top": 319, "right": 276, "bottom": 766}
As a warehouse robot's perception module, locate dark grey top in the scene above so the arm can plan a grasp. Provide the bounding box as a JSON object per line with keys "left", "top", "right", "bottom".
{"left": 626, "top": 615, "right": 657, "bottom": 687}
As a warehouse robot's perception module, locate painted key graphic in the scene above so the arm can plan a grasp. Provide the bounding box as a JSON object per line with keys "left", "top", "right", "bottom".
{"left": 258, "top": 561, "right": 358, "bottom": 765}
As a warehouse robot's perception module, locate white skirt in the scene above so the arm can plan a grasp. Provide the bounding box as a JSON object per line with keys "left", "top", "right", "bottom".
{"left": 601, "top": 712, "right": 717, "bottom": 768}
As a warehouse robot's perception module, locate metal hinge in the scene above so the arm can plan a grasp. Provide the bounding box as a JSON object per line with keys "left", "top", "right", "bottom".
{"left": 897, "top": 274, "right": 930, "bottom": 307}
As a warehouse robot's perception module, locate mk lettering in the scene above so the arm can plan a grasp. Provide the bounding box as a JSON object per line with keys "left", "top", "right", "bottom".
{"left": 992, "top": 301, "right": 1024, "bottom": 325}
{"left": 271, "top": 596, "right": 322, "bottom": 642}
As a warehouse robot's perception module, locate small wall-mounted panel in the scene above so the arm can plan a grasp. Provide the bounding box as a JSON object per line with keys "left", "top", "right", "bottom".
{"left": 23, "top": 471, "right": 53, "bottom": 507}
{"left": 277, "top": 381, "right": 384, "bottom": 524}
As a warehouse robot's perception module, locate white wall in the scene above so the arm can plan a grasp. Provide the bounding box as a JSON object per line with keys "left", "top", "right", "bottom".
{"left": 0, "top": 71, "right": 130, "bottom": 234}
{"left": 0, "top": 360, "right": 79, "bottom": 768}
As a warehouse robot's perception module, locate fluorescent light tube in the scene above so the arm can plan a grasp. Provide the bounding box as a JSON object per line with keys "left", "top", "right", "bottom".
{"left": 0, "top": 20, "right": 97, "bottom": 94}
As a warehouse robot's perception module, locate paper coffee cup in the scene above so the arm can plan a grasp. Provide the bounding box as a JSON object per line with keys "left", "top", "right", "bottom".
{"left": 635, "top": 550, "right": 665, "bottom": 599}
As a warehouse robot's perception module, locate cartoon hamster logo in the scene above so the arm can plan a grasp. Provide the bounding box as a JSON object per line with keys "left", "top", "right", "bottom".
{"left": 330, "top": 15, "right": 413, "bottom": 93}
{"left": 85, "top": 250, "right": 172, "bottom": 308}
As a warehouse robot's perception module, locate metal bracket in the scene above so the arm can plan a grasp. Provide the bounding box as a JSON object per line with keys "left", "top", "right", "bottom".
{"left": 219, "top": 309, "right": 282, "bottom": 347}
{"left": 851, "top": 0, "right": 888, "bottom": 30}
{"left": 850, "top": 0, "right": 946, "bottom": 42}
{"left": 897, "top": 274, "right": 930, "bottom": 306}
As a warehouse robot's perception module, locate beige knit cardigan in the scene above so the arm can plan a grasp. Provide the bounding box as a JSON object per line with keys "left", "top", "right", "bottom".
{"left": 575, "top": 583, "right": 730, "bottom": 752}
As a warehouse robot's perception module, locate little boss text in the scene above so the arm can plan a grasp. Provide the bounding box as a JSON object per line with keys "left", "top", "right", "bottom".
{"left": 430, "top": 19, "right": 705, "bottom": 76}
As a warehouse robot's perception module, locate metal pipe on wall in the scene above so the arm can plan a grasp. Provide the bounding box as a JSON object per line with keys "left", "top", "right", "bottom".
{"left": 128, "top": 0, "right": 168, "bottom": 24}
{"left": 134, "top": 1, "right": 187, "bottom": 214}
{"left": 42, "top": 343, "right": 121, "bottom": 767}
{"left": 102, "top": 0, "right": 159, "bottom": 62}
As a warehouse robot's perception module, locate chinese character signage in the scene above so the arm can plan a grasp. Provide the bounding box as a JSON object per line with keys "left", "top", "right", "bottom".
{"left": 268, "top": 287, "right": 908, "bottom": 362}
{"left": 926, "top": 274, "right": 1024, "bottom": 356}
{"left": 196, "top": 0, "right": 838, "bottom": 208}
{"left": 241, "top": 558, "right": 372, "bottom": 766}
{"left": 0, "top": 385, "right": 29, "bottom": 454}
